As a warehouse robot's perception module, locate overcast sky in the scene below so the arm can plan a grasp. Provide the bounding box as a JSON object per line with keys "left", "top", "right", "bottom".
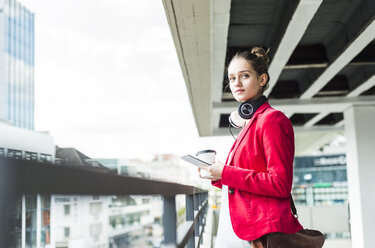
{"left": 21, "top": 0, "right": 233, "bottom": 160}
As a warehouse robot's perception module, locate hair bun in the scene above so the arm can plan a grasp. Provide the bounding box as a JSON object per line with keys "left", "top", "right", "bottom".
{"left": 251, "top": 47, "right": 270, "bottom": 66}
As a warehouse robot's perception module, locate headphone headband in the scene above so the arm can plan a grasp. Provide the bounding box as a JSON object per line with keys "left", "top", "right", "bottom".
{"left": 238, "top": 95, "right": 268, "bottom": 119}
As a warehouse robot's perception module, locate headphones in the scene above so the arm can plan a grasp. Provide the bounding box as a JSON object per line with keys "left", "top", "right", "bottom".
{"left": 229, "top": 95, "right": 268, "bottom": 129}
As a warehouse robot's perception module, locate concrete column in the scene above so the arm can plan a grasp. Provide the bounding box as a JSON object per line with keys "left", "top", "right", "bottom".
{"left": 344, "top": 105, "right": 375, "bottom": 248}
{"left": 22, "top": 195, "right": 26, "bottom": 248}
{"left": 37, "top": 194, "right": 41, "bottom": 248}
{"left": 50, "top": 195, "right": 55, "bottom": 248}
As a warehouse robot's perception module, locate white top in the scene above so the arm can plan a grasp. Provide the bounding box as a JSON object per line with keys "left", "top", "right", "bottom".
{"left": 215, "top": 185, "right": 251, "bottom": 248}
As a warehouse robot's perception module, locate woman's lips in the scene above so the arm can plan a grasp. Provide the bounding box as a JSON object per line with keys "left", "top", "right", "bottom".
{"left": 235, "top": 89, "right": 244, "bottom": 93}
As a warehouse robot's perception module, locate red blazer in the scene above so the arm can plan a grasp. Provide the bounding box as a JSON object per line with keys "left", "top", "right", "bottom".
{"left": 212, "top": 102, "right": 303, "bottom": 241}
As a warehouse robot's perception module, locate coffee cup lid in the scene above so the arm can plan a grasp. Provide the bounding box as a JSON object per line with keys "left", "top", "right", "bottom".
{"left": 196, "top": 150, "right": 216, "bottom": 156}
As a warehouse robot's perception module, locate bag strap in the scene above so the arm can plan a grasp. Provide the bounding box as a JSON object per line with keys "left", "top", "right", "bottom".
{"left": 290, "top": 194, "right": 298, "bottom": 218}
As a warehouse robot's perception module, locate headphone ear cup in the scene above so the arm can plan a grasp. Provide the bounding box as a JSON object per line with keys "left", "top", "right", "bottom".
{"left": 238, "top": 102, "right": 254, "bottom": 119}
{"left": 229, "top": 111, "right": 246, "bottom": 128}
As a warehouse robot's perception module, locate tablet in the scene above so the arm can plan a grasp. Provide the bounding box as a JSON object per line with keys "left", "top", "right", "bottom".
{"left": 180, "top": 154, "right": 211, "bottom": 167}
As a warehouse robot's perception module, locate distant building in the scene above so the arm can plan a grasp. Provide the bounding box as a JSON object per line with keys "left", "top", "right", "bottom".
{"left": 0, "top": 120, "right": 55, "bottom": 162}
{"left": 55, "top": 147, "right": 113, "bottom": 173}
{"left": 0, "top": 2, "right": 52, "bottom": 247}
{"left": 52, "top": 195, "right": 112, "bottom": 248}
{"left": 98, "top": 154, "right": 202, "bottom": 186}
{"left": 0, "top": 120, "right": 55, "bottom": 248}
{"left": 107, "top": 195, "right": 160, "bottom": 248}
{"left": 0, "top": 0, "right": 35, "bottom": 130}
{"left": 293, "top": 154, "right": 348, "bottom": 206}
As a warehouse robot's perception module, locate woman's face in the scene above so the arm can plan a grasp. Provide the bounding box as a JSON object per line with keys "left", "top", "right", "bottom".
{"left": 228, "top": 58, "right": 266, "bottom": 102}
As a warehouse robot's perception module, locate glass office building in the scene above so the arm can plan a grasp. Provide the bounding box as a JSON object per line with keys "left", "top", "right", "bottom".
{"left": 0, "top": 0, "right": 35, "bottom": 130}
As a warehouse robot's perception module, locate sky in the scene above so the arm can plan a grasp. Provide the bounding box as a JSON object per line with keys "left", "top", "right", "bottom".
{"left": 21, "top": 0, "right": 233, "bottom": 160}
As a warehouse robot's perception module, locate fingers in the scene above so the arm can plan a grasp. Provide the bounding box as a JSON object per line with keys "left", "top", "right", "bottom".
{"left": 199, "top": 164, "right": 210, "bottom": 171}
{"left": 197, "top": 164, "right": 221, "bottom": 180}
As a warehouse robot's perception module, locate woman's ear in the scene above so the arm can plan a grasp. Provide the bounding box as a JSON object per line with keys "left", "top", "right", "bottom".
{"left": 260, "top": 73, "right": 268, "bottom": 86}
{"left": 259, "top": 73, "right": 268, "bottom": 87}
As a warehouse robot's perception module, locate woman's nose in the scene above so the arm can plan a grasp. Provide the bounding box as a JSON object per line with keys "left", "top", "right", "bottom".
{"left": 234, "top": 77, "right": 241, "bottom": 86}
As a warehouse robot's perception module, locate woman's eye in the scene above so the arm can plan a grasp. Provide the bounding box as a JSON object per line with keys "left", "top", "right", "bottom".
{"left": 229, "top": 77, "right": 235, "bottom": 81}
{"left": 241, "top": 74, "right": 249, "bottom": 78}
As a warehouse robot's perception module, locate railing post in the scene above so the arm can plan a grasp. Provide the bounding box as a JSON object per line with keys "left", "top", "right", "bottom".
{"left": 163, "top": 196, "right": 177, "bottom": 247}
{"left": 205, "top": 192, "right": 208, "bottom": 215}
{"left": 193, "top": 193, "right": 199, "bottom": 245}
{"left": 186, "top": 194, "right": 194, "bottom": 248}
{"left": 200, "top": 193, "right": 205, "bottom": 245}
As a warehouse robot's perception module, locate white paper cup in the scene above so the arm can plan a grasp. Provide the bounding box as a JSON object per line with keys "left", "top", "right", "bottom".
{"left": 196, "top": 150, "right": 216, "bottom": 178}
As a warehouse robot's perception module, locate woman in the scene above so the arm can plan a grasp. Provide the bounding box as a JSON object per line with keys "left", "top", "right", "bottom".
{"left": 200, "top": 47, "right": 303, "bottom": 247}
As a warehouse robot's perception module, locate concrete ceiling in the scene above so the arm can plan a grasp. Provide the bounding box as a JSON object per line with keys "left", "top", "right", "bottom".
{"left": 163, "top": 0, "right": 375, "bottom": 154}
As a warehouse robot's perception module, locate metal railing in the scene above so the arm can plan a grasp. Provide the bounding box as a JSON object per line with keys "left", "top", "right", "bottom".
{"left": 0, "top": 158, "right": 209, "bottom": 248}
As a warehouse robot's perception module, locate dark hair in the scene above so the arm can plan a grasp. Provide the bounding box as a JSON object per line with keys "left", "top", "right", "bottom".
{"left": 229, "top": 46, "right": 270, "bottom": 93}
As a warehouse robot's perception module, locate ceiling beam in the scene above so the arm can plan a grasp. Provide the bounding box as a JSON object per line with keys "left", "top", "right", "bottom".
{"left": 211, "top": 0, "right": 231, "bottom": 133}
{"left": 284, "top": 61, "right": 375, "bottom": 70}
{"left": 347, "top": 74, "right": 375, "bottom": 97}
{"left": 284, "top": 112, "right": 294, "bottom": 118}
{"left": 265, "top": 0, "right": 323, "bottom": 97}
{"left": 300, "top": 19, "right": 375, "bottom": 99}
{"left": 304, "top": 112, "right": 330, "bottom": 127}
{"left": 303, "top": 74, "right": 375, "bottom": 127}
{"left": 335, "top": 120, "right": 344, "bottom": 127}
{"left": 162, "top": 0, "right": 211, "bottom": 136}
{"left": 210, "top": 0, "right": 231, "bottom": 103}
{"left": 213, "top": 96, "right": 375, "bottom": 114}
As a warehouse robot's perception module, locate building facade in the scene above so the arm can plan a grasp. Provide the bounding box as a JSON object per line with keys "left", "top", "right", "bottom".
{"left": 293, "top": 154, "right": 348, "bottom": 206}
{"left": 51, "top": 195, "right": 111, "bottom": 248}
{"left": 0, "top": 0, "right": 34, "bottom": 130}
{"left": 0, "top": 120, "right": 55, "bottom": 248}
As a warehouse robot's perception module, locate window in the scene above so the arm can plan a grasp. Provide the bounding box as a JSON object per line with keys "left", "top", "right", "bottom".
{"left": 25, "top": 195, "right": 37, "bottom": 247}
{"left": 39, "top": 154, "right": 52, "bottom": 163}
{"left": 41, "top": 195, "right": 51, "bottom": 245}
{"left": 0, "top": 148, "right": 4, "bottom": 157}
{"left": 90, "top": 223, "right": 102, "bottom": 241}
{"left": 64, "top": 205, "right": 70, "bottom": 216}
{"left": 64, "top": 227, "right": 70, "bottom": 238}
{"left": 25, "top": 151, "right": 37, "bottom": 161}
{"left": 90, "top": 202, "right": 103, "bottom": 216}
{"left": 7, "top": 149, "right": 22, "bottom": 159}
{"left": 55, "top": 197, "right": 70, "bottom": 203}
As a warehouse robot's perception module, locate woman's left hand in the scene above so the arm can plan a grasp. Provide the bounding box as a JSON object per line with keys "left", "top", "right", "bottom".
{"left": 208, "top": 161, "right": 225, "bottom": 179}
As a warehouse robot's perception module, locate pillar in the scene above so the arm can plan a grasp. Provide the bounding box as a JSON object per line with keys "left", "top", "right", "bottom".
{"left": 344, "top": 105, "right": 375, "bottom": 248}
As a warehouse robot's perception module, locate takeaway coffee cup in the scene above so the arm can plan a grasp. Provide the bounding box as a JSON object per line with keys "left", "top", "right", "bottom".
{"left": 196, "top": 150, "right": 216, "bottom": 178}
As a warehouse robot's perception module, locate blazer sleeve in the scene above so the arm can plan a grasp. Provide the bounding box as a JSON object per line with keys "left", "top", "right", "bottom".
{"left": 211, "top": 179, "right": 222, "bottom": 189}
{"left": 221, "top": 111, "right": 294, "bottom": 198}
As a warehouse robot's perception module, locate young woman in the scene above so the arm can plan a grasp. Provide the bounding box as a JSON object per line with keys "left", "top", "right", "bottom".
{"left": 200, "top": 47, "right": 303, "bottom": 247}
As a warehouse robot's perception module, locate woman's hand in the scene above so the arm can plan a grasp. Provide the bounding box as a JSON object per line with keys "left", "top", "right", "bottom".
{"left": 198, "top": 161, "right": 225, "bottom": 180}
{"left": 208, "top": 161, "right": 225, "bottom": 179}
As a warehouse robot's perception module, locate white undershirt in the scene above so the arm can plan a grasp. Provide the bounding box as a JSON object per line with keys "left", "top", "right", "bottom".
{"left": 215, "top": 185, "right": 251, "bottom": 248}
{"left": 215, "top": 150, "right": 251, "bottom": 248}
